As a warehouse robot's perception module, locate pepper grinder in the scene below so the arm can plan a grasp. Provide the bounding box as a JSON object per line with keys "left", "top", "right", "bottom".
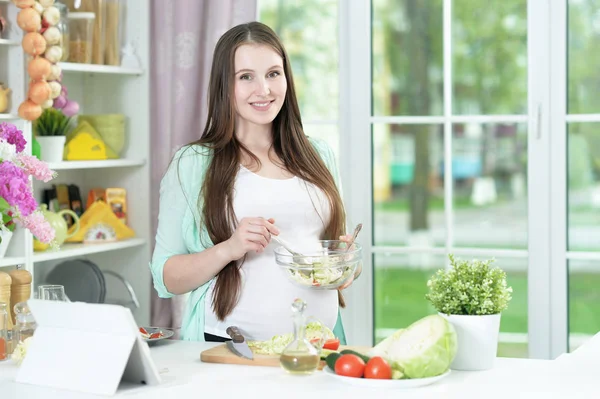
{"left": 0, "top": 272, "right": 13, "bottom": 331}
{"left": 8, "top": 268, "right": 32, "bottom": 325}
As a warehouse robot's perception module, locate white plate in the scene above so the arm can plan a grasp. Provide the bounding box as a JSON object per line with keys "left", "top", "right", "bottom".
{"left": 323, "top": 366, "right": 451, "bottom": 389}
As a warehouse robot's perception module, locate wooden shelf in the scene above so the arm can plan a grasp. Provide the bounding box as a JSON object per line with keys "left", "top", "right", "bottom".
{"left": 59, "top": 62, "right": 143, "bottom": 76}
{"left": 0, "top": 256, "right": 26, "bottom": 268}
{"left": 33, "top": 238, "right": 146, "bottom": 263}
{"left": 47, "top": 159, "right": 146, "bottom": 170}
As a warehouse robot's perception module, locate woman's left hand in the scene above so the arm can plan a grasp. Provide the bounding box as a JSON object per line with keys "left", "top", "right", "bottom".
{"left": 336, "top": 234, "right": 362, "bottom": 290}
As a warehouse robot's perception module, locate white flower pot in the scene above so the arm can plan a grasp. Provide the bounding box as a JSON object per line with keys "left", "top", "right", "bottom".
{"left": 440, "top": 312, "right": 501, "bottom": 371}
{"left": 0, "top": 228, "right": 13, "bottom": 258}
{"left": 36, "top": 136, "right": 66, "bottom": 163}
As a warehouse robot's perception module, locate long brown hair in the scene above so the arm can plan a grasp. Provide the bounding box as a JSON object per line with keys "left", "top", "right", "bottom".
{"left": 187, "top": 22, "right": 346, "bottom": 320}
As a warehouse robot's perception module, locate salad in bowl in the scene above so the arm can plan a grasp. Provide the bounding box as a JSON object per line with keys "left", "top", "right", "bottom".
{"left": 273, "top": 240, "right": 363, "bottom": 289}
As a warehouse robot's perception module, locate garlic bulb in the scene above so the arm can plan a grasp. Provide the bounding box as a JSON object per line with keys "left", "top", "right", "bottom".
{"left": 41, "top": 98, "right": 54, "bottom": 109}
{"left": 43, "top": 26, "right": 61, "bottom": 45}
{"left": 33, "top": 2, "right": 44, "bottom": 14}
{"left": 48, "top": 81, "right": 61, "bottom": 99}
{"left": 44, "top": 45, "right": 63, "bottom": 63}
{"left": 42, "top": 6, "right": 60, "bottom": 26}
{"left": 47, "top": 63, "right": 61, "bottom": 81}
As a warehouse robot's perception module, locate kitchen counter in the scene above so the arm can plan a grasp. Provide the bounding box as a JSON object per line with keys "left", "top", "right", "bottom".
{"left": 0, "top": 340, "right": 596, "bottom": 398}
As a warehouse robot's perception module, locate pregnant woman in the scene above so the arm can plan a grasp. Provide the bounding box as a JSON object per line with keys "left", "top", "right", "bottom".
{"left": 149, "top": 22, "right": 359, "bottom": 343}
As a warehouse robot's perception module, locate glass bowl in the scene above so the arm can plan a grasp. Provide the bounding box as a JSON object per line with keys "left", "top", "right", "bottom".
{"left": 273, "top": 240, "right": 363, "bottom": 289}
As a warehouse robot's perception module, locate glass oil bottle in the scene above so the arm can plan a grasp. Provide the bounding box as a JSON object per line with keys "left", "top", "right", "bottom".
{"left": 279, "top": 298, "right": 321, "bottom": 375}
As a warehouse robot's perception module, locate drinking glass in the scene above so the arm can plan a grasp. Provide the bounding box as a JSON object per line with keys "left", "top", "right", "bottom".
{"left": 37, "top": 285, "right": 68, "bottom": 301}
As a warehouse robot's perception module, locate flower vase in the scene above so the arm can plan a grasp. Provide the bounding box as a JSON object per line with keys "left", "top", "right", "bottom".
{"left": 440, "top": 313, "right": 501, "bottom": 371}
{"left": 0, "top": 229, "right": 13, "bottom": 258}
{"left": 36, "top": 136, "right": 66, "bottom": 163}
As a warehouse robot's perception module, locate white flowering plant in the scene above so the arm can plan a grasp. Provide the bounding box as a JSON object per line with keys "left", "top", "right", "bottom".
{"left": 425, "top": 254, "right": 513, "bottom": 315}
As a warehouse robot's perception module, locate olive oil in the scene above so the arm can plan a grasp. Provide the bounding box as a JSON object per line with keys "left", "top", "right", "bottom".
{"left": 280, "top": 352, "right": 320, "bottom": 374}
{"left": 279, "top": 298, "right": 324, "bottom": 375}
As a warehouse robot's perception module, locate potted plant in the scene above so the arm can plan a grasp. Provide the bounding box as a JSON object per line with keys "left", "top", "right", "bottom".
{"left": 0, "top": 122, "right": 57, "bottom": 256}
{"left": 425, "top": 254, "right": 513, "bottom": 371}
{"left": 33, "top": 108, "right": 73, "bottom": 163}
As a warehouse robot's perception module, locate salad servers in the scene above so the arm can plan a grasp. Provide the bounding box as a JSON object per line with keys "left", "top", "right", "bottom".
{"left": 270, "top": 234, "right": 312, "bottom": 265}
{"left": 344, "top": 223, "right": 363, "bottom": 252}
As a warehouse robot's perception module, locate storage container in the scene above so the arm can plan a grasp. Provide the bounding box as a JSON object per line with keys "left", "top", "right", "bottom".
{"left": 68, "top": 12, "right": 95, "bottom": 64}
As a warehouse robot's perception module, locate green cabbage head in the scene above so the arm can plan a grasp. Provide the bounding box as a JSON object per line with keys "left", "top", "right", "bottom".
{"left": 368, "top": 314, "right": 458, "bottom": 379}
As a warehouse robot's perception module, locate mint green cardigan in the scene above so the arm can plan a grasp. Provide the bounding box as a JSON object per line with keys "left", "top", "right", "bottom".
{"left": 149, "top": 136, "right": 347, "bottom": 343}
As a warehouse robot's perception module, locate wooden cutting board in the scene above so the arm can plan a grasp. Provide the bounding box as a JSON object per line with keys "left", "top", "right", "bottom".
{"left": 200, "top": 344, "right": 371, "bottom": 368}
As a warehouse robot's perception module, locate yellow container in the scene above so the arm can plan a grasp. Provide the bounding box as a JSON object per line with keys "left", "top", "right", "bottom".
{"left": 68, "top": 12, "right": 96, "bottom": 64}
{"left": 77, "top": 114, "right": 126, "bottom": 156}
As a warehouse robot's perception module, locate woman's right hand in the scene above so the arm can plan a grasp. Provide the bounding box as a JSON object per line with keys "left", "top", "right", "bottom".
{"left": 223, "top": 217, "right": 279, "bottom": 260}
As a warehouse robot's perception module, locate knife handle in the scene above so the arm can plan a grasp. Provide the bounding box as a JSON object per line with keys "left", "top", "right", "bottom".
{"left": 226, "top": 326, "right": 244, "bottom": 343}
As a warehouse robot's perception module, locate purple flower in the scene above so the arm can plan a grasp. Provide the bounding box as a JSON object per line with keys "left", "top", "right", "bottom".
{"left": 0, "top": 161, "right": 37, "bottom": 217}
{"left": 0, "top": 122, "right": 27, "bottom": 153}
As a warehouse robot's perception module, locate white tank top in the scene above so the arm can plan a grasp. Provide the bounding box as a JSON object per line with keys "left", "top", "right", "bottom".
{"left": 203, "top": 165, "right": 339, "bottom": 341}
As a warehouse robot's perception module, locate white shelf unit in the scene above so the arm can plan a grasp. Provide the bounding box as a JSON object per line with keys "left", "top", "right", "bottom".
{"left": 47, "top": 159, "right": 146, "bottom": 170}
{"left": 0, "top": 38, "right": 19, "bottom": 46}
{"left": 59, "top": 62, "right": 143, "bottom": 75}
{"left": 0, "top": 1, "right": 151, "bottom": 325}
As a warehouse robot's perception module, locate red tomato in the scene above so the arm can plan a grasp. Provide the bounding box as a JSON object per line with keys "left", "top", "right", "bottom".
{"left": 364, "top": 356, "right": 392, "bottom": 379}
{"left": 139, "top": 327, "right": 149, "bottom": 335}
{"left": 334, "top": 354, "right": 365, "bottom": 378}
{"left": 323, "top": 338, "right": 340, "bottom": 351}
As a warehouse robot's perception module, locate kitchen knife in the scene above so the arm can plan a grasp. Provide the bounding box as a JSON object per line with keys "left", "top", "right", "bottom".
{"left": 225, "top": 326, "right": 254, "bottom": 360}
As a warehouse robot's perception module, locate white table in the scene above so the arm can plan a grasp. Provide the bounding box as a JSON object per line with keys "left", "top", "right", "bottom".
{"left": 0, "top": 340, "right": 595, "bottom": 398}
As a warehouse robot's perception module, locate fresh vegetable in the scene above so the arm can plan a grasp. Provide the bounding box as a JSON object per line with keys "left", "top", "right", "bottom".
{"left": 364, "top": 356, "right": 392, "bottom": 379}
{"left": 368, "top": 314, "right": 457, "bottom": 379}
{"left": 287, "top": 253, "right": 357, "bottom": 287}
{"left": 334, "top": 354, "right": 365, "bottom": 378}
{"left": 323, "top": 338, "right": 340, "bottom": 350}
{"left": 139, "top": 327, "right": 165, "bottom": 340}
{"left": 320, "top": 349, "right": 338, "bottom": 360}
{"left": 311, "top": 337, "right": 340, "bottom": 351}
{"left": 340, "top": 349, "right": 370, "bottom": 363}
{"left": 247, "top": 322, "right": 335, "bottom": 355}
{"left": 325, "top": 352, "right": 342, "bottom": 369}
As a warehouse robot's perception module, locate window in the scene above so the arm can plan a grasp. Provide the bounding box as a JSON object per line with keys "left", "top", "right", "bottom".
{"left": 258, "top": 0, "right": 340, "bottom": 160}
{"left": 261, "top": 0, "right": 599, "bottom": 359}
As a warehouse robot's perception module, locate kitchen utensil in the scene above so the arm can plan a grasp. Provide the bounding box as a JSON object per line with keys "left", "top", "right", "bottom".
{"left": 344, "top": 223, "right": 363, "bottom": 252}
{"left": 44, "top": 259, "right": 105, "bottom": 304}
{"left": 270, "top": 235, "right": 312, "bottom": 266}
{"left": 37, "top": 285, "right": 68, "bottom": 301}
{"left": 139, "top": 326, "right": 174, "bottom": 344}
{"left": 8, "top": 268, "right": 32, "bottom": 326}
{"left": 225, "top": 326, "right": 254, "bottom": 360}
{"left": 274, "top": 240, "right": 363, "bottom": 289}
{"left": 323, "top": 367, "right": 451, "bottom": 388}
{"left": 12, "top": 302, "right": 36, "bottom": 350}
{"left": 33, "top": 204, "right": 81, "bottom": 250}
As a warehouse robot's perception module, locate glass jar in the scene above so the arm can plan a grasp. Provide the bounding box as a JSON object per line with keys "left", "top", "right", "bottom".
{"left": 68, "top": 12, "right": 96, "bottom": 64}
{"left": 12, "top": 302, "right": 36, "bottom": 349}
{"left": 55, "top": 2, "right": 70, "bottom": 61}
{"left": 0, "top": 303, "right": 8, "bottom": 361}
